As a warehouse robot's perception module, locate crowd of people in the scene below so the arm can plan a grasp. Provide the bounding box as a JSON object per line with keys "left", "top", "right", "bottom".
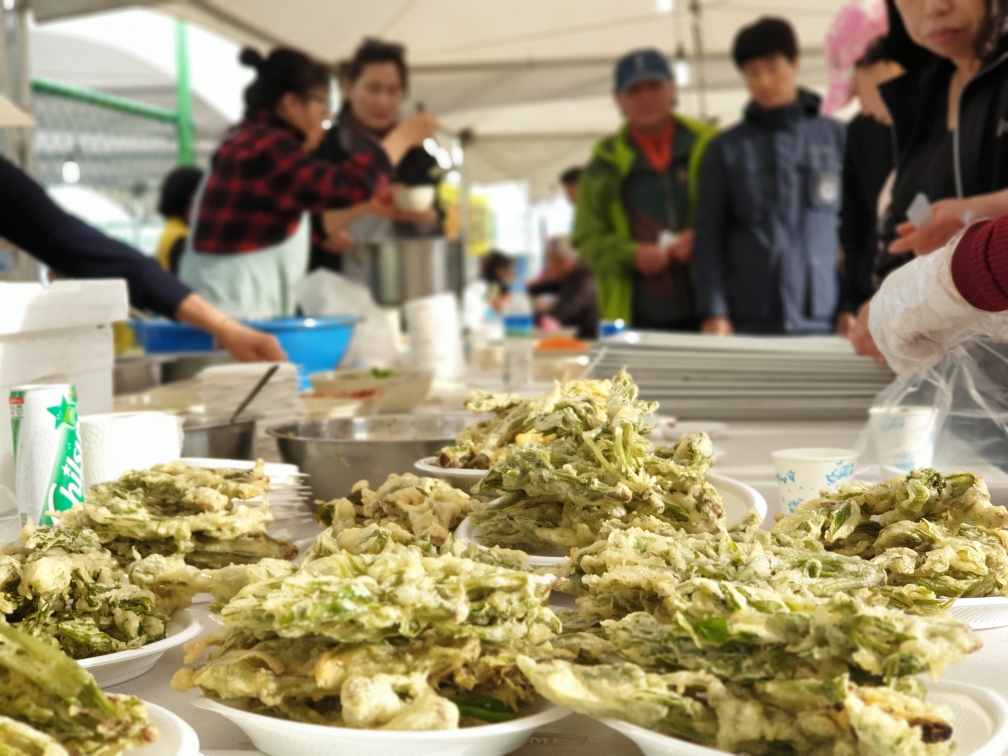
{"left": 5, "top": 0, "right": 1007, "bottom": 376}
{"left": 566, "top": 0, "right": 1008, "bottom": 365}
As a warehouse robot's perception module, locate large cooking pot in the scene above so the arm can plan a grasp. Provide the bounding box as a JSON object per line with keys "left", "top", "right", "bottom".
{"left": 268, "top": 414, "right": 472, "bottom": 501}
{"left": 341, "top": 237, "right": 464, "bottom": 306}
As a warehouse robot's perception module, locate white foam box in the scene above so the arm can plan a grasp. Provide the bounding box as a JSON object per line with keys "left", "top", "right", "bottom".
{"left": 0, "top": 279, "right": 128, "bottom": 536}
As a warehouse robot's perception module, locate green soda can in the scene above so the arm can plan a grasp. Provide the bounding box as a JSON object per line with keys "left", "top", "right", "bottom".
{"left": 9, "top": 384, "right": 85, "bottom": 526}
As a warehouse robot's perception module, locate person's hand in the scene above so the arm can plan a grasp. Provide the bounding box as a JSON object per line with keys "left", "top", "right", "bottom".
{"left": 701, "top": 316, "right": 733, "bottom": 336}
{"left": 835, "top": 311, "right": 857, "bottom": 337}
{"left": 369, "top": 184, "right": 400, "bottom": 218}
{"left": 394, "top": 207, "right": 439, "bottom": 226}
{"left": 664, "top": 229, "right": 695, "bottom": 265}
{"left": 870, "top": 229, "right": 1008, "bottom": 375}
{"left": 889, "top": 198, "right": 972, "bottom": 256}
{"left": 397, "top": 111, "right": 439, "bottom": 145}
{"left": 215, "top": 319, "right": 287, "bottom": 362}
{"left": 382, "top": 112, "right": 438, "bottom": 165}
{"left": 634, "top": 243, "right": 668, "bottom": 275}
{"left": 322, "top": 230, "right": 354, "bottom": 254}
{"left": 848, "top": 301, "right": 885, "bottom": 364}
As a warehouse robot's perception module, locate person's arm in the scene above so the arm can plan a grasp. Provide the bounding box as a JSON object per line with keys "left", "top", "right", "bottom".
{"left": 889, "top": 189, "right": 1008, "bottom": 256}
{"left": 0, "top": 157, "right": 286, "bottom": 363}
{"left": 869, "top": 218, "right": 1008, "bottom": 375}
{"left": 0, "top": 156, "right": 191, "bottom": 318}
{"left": 570, "top": 164, "right": 636, "bottom": 276}
{"left": 174, "top": 293, "right": 285, "bottom": 362}
{"left": 692, "top": 142, "right": 733, "bottom": 335}
{"left": 838, "top": 133, "right": 869, "bottom": 315}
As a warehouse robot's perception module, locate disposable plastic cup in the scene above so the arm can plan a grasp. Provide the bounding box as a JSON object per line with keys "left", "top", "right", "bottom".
{"left": 772, "top": 447, "right": 859, "bottom": 516}
{"left": 867, "top": 406, "right": 938, "bottom": 472}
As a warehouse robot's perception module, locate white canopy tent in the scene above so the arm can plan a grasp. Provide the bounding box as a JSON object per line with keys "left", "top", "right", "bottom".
{"left": 31, "top": 0, "right": 852, "bottom": 196}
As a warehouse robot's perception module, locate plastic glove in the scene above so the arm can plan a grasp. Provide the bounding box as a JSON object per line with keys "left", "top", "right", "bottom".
{"left": 869, "top": 229, "right": 1008, "bottom": 375}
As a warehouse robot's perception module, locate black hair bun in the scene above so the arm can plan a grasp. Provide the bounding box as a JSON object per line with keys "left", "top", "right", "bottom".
{"left": 239, "top": 47, "right": 266, "bottom": 70}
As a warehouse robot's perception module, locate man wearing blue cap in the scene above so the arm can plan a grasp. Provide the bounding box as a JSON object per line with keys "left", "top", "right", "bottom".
{"left": 693, "top": 17, "right": 846, "bottom": 336}
{"left": 572, "top": 48, "right": 717, "bottom": 330}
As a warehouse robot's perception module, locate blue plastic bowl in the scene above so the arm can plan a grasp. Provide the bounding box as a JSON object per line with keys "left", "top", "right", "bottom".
{"left": 130, "top": 320, "right": 215, "bottom": 353}
{"left": 247, "top": 316, "right": 360, "bottom": 382}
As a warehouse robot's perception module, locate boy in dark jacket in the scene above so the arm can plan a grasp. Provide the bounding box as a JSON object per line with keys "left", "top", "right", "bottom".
{"left": 694, "top": 18, "right": 846, "bottom": 335}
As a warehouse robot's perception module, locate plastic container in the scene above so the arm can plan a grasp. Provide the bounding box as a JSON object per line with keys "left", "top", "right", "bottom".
{"left": 866, "top": 405, "right": 938, "bottom": 471}
{"left": 246, "top": 316, "right": 359, "bottom": 380}
{"left": 599, "top": 319, "right": 627, "bottom": 338}
{"left": 503, "top": 291, "right": 533, "bottom": 387}
{"left": 130, "top": 320, "right": 214, "bottom": 353}
{"left": 772, "top": 447, "right": 859, "bottom": 515}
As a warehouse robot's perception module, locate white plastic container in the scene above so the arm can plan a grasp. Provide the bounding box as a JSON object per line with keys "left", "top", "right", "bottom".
{"left": 866, "top": 405, "right": 938, "bottom": 471}
{"left": 503, "top": 290, "right": 533, "bottom": 387}
{"left": 0, "top": 279, "right": 128, "bottom": 539}
{"left": 772, "top": 447, "right": 859, "bottom": 515}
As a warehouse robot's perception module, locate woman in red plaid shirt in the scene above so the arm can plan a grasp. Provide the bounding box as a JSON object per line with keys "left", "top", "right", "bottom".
{"left": 178, "top": 46, "right": 436, "bottom": 319}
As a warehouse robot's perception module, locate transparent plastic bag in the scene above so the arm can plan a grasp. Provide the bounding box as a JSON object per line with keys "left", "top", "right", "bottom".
{"left": 857, "top": 338, "right": 1008, "bottom": 481}
{"left": 294, "top": 270, "right": 400, "bottom": 369}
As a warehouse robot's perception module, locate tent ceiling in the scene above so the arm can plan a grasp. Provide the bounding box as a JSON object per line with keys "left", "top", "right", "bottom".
{"left": 32, "top": 0, "right": 850, "bottom": 195}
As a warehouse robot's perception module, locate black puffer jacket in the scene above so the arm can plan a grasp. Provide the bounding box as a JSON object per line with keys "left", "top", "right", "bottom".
{"left": 878, "top": 37, "right": 1008, "bottom": 283}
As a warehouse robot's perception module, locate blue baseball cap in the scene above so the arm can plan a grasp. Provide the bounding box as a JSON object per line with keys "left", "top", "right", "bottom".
{"left": 614, "top": 48, "right": 672, "bottom": 92}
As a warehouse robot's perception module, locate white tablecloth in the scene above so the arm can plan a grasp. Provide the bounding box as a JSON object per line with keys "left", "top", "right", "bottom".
{"left": 110, "top": 420, "right": 1008, "bottom": 755}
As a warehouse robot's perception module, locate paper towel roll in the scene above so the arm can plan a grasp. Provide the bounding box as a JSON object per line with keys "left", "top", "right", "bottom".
{"left": 79, "top": 412, "right": 182, "bottom": 489}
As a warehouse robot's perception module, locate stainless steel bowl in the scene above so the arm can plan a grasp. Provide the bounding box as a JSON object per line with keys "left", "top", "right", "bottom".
{"left": 268, "top": 414, "right": 473, "bottom": 501}
{"left": 182, "top": 415, "right": 257, "bottom": 460}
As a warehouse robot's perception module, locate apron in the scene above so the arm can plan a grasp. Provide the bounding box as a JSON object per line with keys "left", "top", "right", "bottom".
{"left": 178, "top": 178, "right": 311, "bottom": 319}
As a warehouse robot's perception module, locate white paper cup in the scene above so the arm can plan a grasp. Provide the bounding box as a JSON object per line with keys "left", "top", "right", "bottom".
{"left": 867, "top": 406, "right": 938, "bottom": 472}
{"left": 772, "top": 448, "right": 859, "bottom": 515}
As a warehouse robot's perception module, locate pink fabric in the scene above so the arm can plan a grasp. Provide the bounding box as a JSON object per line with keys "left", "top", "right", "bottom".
{"left": 822, "top": 0, "right": 889, "bottom": 114}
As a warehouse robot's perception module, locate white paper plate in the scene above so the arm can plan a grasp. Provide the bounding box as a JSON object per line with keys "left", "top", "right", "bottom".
{"left": 124, "top": 701, "right": 201, "bottom": 756}
{"left": 415, "top": 456, "right": 489, "bottom": 492}
{"left": 454, "top": 474, "right": 766, "bottom": 568}
{"left": 192, "top": 695, "right": 570, "bottom": 756}
{"left": 948, "top": 597, "right": 1008, "bottom": 630}
{"left": 78, "top": 610, "right": 202, "bottom": 688}
{"left": 599, "top": 679, "right": 1008, "bottom": 756}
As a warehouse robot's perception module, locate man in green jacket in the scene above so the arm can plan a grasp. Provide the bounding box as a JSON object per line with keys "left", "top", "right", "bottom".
{"left": 572, "top": 48, "right": 717, "bottom": 329}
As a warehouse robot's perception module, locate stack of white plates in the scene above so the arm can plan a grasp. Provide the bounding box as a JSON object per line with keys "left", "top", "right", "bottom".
{"left": 590, "top": 332, "right": 895, "bottom": 421}
{"left": 181, "top": 457, "right": 312, "bottom": 517}
{"left": 198, "top": 362, "right": 305, "bottom": 462}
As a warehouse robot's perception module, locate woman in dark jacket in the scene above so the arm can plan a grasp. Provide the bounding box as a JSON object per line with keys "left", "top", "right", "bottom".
{"left": 310, "top": 39, "right": 442, "bottom": 272}
{"left": 880, "top": 0, "right": 1008, "bottom": 259}
{"left": 850, "top": 0, "right": 1008, "bottom": 359}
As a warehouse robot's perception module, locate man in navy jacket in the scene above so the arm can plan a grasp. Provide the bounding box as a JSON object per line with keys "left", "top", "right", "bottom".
{"left": 694, "top": 18, "right": 846, "bottom": 335}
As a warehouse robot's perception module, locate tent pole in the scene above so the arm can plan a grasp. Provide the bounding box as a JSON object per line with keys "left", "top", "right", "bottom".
{"left": 689, "top": 0, "right": 708, "bottom": 121}
{"left": 175, "top": 18, "right": 196, "bottom": 165}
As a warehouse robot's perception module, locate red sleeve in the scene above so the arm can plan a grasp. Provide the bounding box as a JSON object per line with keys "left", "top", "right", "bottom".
{"left": 264, "top": 131, "right": 391, "bottom": 214}
{"left": 951, "top": 218, "right": 1008, "bottom": 312}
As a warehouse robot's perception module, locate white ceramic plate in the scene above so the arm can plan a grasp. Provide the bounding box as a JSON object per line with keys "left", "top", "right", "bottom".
{"left": 124, "top": 701, "right": 201, "bottom": 756}
{"left": 415, "top": 457, "right": 489, "bottom": 492}
{"left": 192, "top": 695, "right": 570, "bottom": 756}
{"left": 599, "top": 680, "right": 1008, "bottom": 756}
{"left": 948, "top": 597, "right": 1008, "bottom": 630}
{"left": 78, "top": 610, "right": 202, "bottom": 688}
{"left": 454, "top": 474, "right": 766, "bottom": 568}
